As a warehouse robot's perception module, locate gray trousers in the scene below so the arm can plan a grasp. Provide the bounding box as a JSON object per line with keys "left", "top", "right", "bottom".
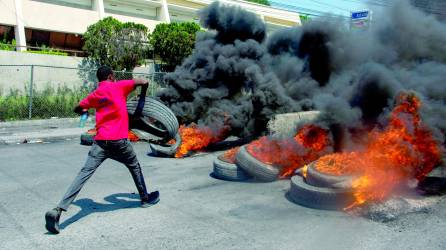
{"left": 57, "top": 139, "right": 148, "bottom": 211}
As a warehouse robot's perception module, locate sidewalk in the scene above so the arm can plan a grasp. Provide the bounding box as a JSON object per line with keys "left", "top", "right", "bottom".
{"left": 0, "top": 118, "right": 95, "bottom": 144}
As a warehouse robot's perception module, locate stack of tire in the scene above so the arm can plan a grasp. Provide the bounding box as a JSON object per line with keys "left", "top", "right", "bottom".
{"left": 288, "top": 162, "right": 355, "bottom": 210}
{"left": 213, "top": 149, "right": 252, "bottom": 181}
{"left": 213, "top": 111, "right": 321, "bottom": 182}
{"left": 233, "top": 145, "right": 280, "bottom": 182}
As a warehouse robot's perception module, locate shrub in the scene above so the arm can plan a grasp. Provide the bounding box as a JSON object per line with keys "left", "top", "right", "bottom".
{"left": 246, "top": 0, "right": 270, "bottom": 6}
{"left": 0, "top": 85, "right": 89, "bottom": 121}
{"left": 83, "top": 17, "right": 149, "bottom": 72}
{"left": 0, "top": 39, "right": 16, "bottom": 51}
{"left": 149, "top": 22, "right": 201, "bottom": 72}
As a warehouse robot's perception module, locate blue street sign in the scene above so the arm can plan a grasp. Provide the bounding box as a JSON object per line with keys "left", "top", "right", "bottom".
{"left": 351, "top": 11, "right": 369, "bottom": 19}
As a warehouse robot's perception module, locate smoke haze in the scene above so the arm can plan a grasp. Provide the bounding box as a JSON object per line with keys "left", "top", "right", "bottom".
{"left": 157, "top": 1, "right": 446, "bottom": 149}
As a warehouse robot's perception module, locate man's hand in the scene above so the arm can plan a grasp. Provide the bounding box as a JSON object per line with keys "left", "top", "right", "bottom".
{"left": 74, "top": 105, "right": 88, "bottom": 115}
{"left": 134, "top": 78, "right": 149, "bottom": 86}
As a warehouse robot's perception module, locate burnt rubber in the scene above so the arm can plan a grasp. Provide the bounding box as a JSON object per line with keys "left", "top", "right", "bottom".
{"left": 306, "top": 161, "right": 354, "bottom": 189}
{"left": 288, "top": 175, "right": 355, "bottom": 210}
{"left": 130, "top": 129, "right": 159, "bottom": 141}
{"left": 80, "top": 133, "right": 94, "bottom": 146}
{"left": 235, "top": 146, "right": 279, "bottom": 182}
{"left": 206, "top": 136, "right": 254, "bottom": 151}
{"left": 127, "top": 97, "right": 179, "bottom": 140}
{"left": 149, "top": 133, "right": 182, "bottom": 157}
{"left": 212, "top": 154, "right": 252, "bottom": 181}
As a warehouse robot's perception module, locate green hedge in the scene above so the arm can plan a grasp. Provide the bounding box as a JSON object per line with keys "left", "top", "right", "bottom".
{"left": 25, "top": 50, "right": 69, "bottom": 56}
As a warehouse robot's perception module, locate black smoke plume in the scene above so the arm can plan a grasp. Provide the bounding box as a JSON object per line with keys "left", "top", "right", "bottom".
{"left": 157, "top": 0, "right": 446, "bottom": 149}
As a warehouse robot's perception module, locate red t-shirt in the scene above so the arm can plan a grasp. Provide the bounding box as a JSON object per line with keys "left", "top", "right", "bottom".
{"left": 79, "top": 80, "right": 135, "bottom": 140}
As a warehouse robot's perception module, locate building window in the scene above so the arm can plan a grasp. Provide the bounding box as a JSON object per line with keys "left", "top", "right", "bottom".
{"left": 31, "top": 0, "right": 93, "bottom": 10}
{"left": 0, "top": 25, "right": 15, "bottom": 42}
{"left": 25, "top": 28, "right": 85, "bottom": 56}
{"left": 104, "top": 0, "right": 159, "bottom": 20}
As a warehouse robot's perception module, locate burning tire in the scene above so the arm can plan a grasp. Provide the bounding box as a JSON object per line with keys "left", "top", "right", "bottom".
{"left": 127, "top": 97, "right": 179, "bottom": 139}
{"left": 213, "top": 154, "right": 252, "bottom": 181}
{"left": 306, "top": 162, "right": 354, "bottom": 189}
{"left": 149, "top": 133, "right": 182, "bottom": 157}
{"left": 235, "top": 146, "right": 279, "bottom": 182}
{"left": 288, "top": 175, "right": 355, "bottom": 210}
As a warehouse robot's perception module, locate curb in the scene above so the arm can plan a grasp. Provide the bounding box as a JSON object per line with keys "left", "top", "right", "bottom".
{"left": 0, "top": 127, "right": 89, "bottom": 145}
{"left": 0, "top": 117, "right": 94, "bottom": 129}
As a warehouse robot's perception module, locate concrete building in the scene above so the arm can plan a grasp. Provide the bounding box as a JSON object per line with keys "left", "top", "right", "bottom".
{"left": 0, "top": 0, "right": 301, "bottom": 54}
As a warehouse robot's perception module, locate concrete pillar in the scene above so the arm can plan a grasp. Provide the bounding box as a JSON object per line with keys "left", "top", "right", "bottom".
{"left": 14, "top": 0, "right": 27, "bottom": 51}
{"left": 93, "top": 0, "right": 105, "bottom": 19}
{"left": 160, "top": 0, "right": 171, "bottom": 23}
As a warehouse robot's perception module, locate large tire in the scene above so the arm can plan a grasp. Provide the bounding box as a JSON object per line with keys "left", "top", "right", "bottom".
{"left": 306, "top": 161, "right": 354, "bottom": 189}
{"left": 288, "top": 175, "right": 355, "bottom": 210}
{"left": 80, "top": 133, "right": 94, "bottom": 146}
{"left": 127, "top": 97, "right": 179, "bottom": 139}
{"left": 235, "top": 146, "right": 279, "bottom": 182}
{"left": 149, "top": 133, "right": 182, "bottom": 157}
{"left": 129, "top": 116, "right": 168, "bottom": 139}
{"left": 213, "top": 154, "right": 252, "bottom": 181}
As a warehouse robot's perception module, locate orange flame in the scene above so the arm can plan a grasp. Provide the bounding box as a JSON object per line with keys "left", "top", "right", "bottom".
{"left": 302, "top": 164, "right": 308, "bottom": 178}
{"left": 128, "top": 131, "right": 140, "bottom": 142}
{"left": 315, "top": 152, "right": 363, "bottom": 176}
{"left": 175, "top": 124, "right": 229, "bottom": 158}
{"left": 246, "top": 124, "right": 333, "bottom": 178}
{"left": 316, "top": 93, "right": 442, "bottom": 209}
{"left": 221, "top": 147, "right": 240, "bottom": 164}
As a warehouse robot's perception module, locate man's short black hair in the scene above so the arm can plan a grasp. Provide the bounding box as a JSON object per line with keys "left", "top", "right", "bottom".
{"left": 96, "top": 66, "right": 113, "bottom": 82}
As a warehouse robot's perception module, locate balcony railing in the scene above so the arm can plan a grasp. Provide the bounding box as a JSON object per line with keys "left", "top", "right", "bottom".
{"left": 0, "top": 44, "right": 87, "bottom": 57}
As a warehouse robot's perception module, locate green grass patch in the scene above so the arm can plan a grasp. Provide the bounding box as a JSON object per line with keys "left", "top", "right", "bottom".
{"left": 0, "top": 85, "right": 90, "bottom": 121}
{"left": 0, "top": 79, "right": 163, "bottom": 121}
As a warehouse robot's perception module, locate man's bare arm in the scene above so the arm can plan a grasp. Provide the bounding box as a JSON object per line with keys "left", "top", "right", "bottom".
{"left": 134, "top": 78, "right": 149, "bottom": 86}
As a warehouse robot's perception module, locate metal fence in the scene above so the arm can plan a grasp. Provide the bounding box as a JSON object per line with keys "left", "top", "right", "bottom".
{"left": 0, "top": 64, "right": 166, "bottom": 121}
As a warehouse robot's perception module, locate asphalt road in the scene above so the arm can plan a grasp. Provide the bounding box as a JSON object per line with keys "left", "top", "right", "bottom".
{"left": 0, "top": 140, "right": 445, "bottom": 250}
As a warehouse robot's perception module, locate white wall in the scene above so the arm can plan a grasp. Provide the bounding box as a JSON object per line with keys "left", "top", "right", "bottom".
{"left": 0, "top": 0, "right": 18, "bottom": 26}
{"left": 0, "top": 50, "right": 84, "bottom": 94}
{"left": 21, "top": 0, "right": 101, "bottom": 34}
{"left": 1, "top": 0, "right": 164, "bottom": 35}
{"left": 0, "top": 51, "right": 154, "bottom": 95}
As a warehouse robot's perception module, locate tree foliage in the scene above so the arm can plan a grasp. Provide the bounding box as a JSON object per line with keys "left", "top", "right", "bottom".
{"left": 300, "top": 14, "right": 312, "bottom": 23}
{"left": 83, "top": 17, "right": 149, "bottom": 71}
{"left": 149, "top": 22, "right": 201, "bottom": 72}
{"left": 246, "top": 0, "right": 270, "bottom": 6}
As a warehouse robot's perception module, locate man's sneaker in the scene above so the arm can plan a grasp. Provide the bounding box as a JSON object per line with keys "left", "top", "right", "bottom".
{"left": 141, "top": 191, "right": 160, "bottom": 208}
{"left": 45, "top": 208, "right": 62, "bottom": 234}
